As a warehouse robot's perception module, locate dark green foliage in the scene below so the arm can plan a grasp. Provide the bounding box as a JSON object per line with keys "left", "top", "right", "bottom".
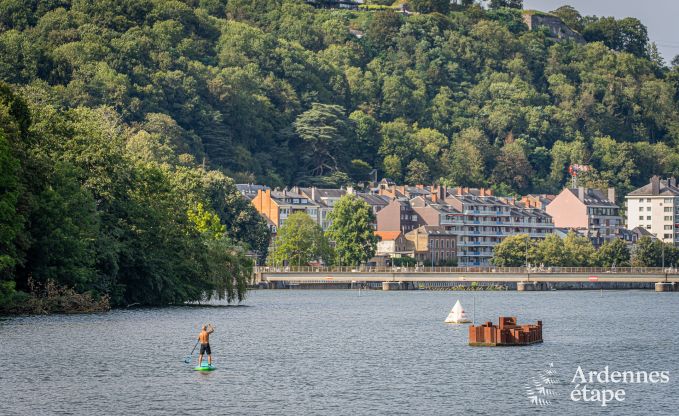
{"left": 582, "top": 16, "right": 649, "bottom": 58}
{"left": 325, "top": 194, "right": 377, "bottom": 266}
{"left": 0, "top": 83, "right": 267, "bottom": 309}
{"left": 631, "top": 237, "right": 679, "bottom": 267}
{"left": 0, "top": 3, "right": 676, "bottom": 196}
{"left": 0, "top": 133, "right": 21, "bottom": 275}
{"left": 410, "top": 0, "right": 450, "bottom": 14}
{"left": 489, "top": 0, "right": 523, "bottom": 10}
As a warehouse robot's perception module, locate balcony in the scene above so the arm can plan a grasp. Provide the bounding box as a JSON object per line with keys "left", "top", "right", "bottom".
{"left": 457, "top": 251, "right": 492, "bottom": 257}
{"left": 458, "top": 240, "right": 498, "bottom": 247}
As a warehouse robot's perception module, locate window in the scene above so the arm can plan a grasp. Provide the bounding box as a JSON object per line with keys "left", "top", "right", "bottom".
{"left": 665, "top": 198, "right": 673, "bottom": 203}
{"left": 665, "top": 225, "right": 673, "bottom": 230}
{"left": 647, "top": 216, "right": 652, "bottom": 220}
{"left": 665, "top": 233, "right": 673, "bottom": 239}
{"left": 639, "top": 216, "right": 644, "bottom": 220}
{"left": 665, "top": 207, "right": 673, "bottom": 212}
{"left": 665, "top": 216, "right": 673, "bottom": 221}
{"left": 648, "top": 207, "right": 653, "bottom": 211}
{"left": 646, "top": 225, "right": 652, "bottom": 229}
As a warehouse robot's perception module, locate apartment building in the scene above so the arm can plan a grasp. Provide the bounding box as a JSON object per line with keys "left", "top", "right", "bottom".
{"left": 445, "top": 192, "right": 554, "bottom": 267}
{"left": 546, "top": 187, "right": 622, "bottom": 243}
{"left": 251, "top": 189, "right": 319, "bottom": 231}
{"left": 625, "top": 176, "right": 679, "bottom": 244}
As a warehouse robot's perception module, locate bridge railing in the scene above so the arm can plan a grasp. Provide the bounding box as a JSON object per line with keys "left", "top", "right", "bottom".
{"left": 255, "top": 266, "right": 678, "bottom": 274}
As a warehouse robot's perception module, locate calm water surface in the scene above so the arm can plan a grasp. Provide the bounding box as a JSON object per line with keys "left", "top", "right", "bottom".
{"left": 1, "top": 290, "right": 678, "bottom": 415}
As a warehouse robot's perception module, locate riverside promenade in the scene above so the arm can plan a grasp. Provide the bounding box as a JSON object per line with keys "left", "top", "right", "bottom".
{"left": 254, "top": 266, "right": 679, "bottom": 291}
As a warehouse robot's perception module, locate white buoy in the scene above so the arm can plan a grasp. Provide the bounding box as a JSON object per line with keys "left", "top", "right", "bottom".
{"left": 445, "top": 299, "right": 471, "bottom": 324}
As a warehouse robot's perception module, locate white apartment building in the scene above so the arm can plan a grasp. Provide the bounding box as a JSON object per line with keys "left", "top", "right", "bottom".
{"left": 625, "top": 176, "right": 679, "bottom": 244}
{"left": 445, "top": 194, "right": 554, "bottom": 267}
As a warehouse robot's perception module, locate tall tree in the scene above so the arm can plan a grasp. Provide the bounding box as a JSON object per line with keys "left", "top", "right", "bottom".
{"left": 596, "top": 238, "right": 630, "bottom": 267}
{"left": 272, "top": 212, "right": 332, "bottom": 266}
{"left": 294, "top": 103, "right": 352, "bottom": 177}
{"left": 491, "top": 234, "right": 536, "bottom": 267}
{"left": 325, "top": 194, "right": 377, "bottom": 266}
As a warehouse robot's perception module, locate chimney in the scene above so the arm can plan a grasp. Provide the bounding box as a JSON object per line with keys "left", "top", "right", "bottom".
{"left": 651, "top": 175, "right": 660, "bottom": 194}
{"left": 311, "top": 186, "right": 316, "bottom": 201}
{"left": 578, "top": 187, "right": 585, "bottom": 202}
{"left": 607, "top": 188, "right": 615, "bottom": 203}
{"left": 670, "top": 177, "right": 677, "bottom": 188}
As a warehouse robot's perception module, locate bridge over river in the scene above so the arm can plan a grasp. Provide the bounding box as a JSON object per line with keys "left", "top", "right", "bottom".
{"left": 254, "top": 266, "right": 679, "bottom": 291}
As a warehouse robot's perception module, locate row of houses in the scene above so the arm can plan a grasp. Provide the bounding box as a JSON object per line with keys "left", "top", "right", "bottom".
{"left": 238, "top": 176, "right": 674, "bottom": 267}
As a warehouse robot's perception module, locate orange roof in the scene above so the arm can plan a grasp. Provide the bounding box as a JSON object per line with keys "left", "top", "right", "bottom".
{"left": 375, "top": 231, "right": 402, "bottom": 241}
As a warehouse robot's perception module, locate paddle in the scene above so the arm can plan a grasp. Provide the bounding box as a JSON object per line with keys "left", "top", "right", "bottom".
{"left": 184, "top": 340, "right": 199, "bottom": 364}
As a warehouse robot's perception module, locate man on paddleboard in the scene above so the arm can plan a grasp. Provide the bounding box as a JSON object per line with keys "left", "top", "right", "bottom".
{"left": 197, "top": 324, "right": 214, "bottom": 366}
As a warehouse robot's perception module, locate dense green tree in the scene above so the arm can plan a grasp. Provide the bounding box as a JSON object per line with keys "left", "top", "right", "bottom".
{"left": 272, "top": 211, "right": 332, "bottom": 266}
{"left": 444, "top": 127, "right": 490, "bottom": 187}
{"left": 382, "top": 154, "right": 403, "bottom": 183}
{"left": 405, "top": 159, "right": 430, "bottom": 185}
{"left": 631, "top": 237, "right": 679, "bottom": 267}
{"left": 489, "top": 0, "right": 523, "bottom": 10}
{"left": 492, "top": 139, "right": 534, "bottom": 193}
{"left": 0, "top": 133, "right": 22, "bottom": 275}
{"left": 491, "top": 234, "right": 536, "bottom": 267}
{"left": 582, "top": 16, "right": 649, "bottom": 58}
{"left": 325, "top": 194, "right": 377, "bottom": 266}
{"left": 561, "top": 232, "right": 596, "bottom": 267}
{"left": 596, "top": 238, "right": 630, "bottom": 267}
{"left": 410, "top": 0, "right": 450, "bottom": 14}
{"left": 294, "top": 102, "right": 352, "bottom": 177}
{"left": 25, "top": 163, "right": 99, "bottom": 291}
{"left": 348, "top": 159, "right": 372, "bottom": 183}
{"left": 532, "top": 234, "right": 568, "bottom": 266}
{"left": 349, "top": 110, "right": 380, "bottom": 166}
{"left": 551, "top": 5, "right": 584, "bottom": 32}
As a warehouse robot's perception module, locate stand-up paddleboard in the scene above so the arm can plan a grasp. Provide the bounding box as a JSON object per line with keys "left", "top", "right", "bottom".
{"left": 194, "top": 362, "right": 216, "bottom": 371}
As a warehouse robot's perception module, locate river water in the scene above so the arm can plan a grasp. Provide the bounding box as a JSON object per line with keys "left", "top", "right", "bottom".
{"left": 1, "top": 290, "right": 678, "bottom": 415}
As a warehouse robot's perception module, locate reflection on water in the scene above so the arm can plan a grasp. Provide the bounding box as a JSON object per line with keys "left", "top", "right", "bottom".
{"left": 1, "top": 290, "right": 678, "bottom": 415}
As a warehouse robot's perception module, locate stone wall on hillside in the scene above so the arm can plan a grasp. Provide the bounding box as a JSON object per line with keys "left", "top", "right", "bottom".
{"left": 523, "top": 12, "right": 585, "bottom": 44}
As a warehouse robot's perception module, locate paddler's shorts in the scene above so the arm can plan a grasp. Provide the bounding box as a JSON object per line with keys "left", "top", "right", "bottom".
{"left": 200, "top": 343, "right": 211, "bottom": 354}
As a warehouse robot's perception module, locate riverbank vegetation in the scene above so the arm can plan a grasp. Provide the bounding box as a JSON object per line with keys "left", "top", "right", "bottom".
{"left": 492, "top": 234, "right": 678, "bottom": 267}
{"left": 0, "top": 84, "right": 267, "bottom": 314}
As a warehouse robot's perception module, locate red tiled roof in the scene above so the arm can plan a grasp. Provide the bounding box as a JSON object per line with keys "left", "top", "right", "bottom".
{"left": 374, "top": 231, "right": 402, "bottom": 241}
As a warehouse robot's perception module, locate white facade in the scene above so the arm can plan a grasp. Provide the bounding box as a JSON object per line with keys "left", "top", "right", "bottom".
{"left": 625, "top": 196, "right": 678, "bottom": 243}
{"left": 625, "top": 177, "right": 679, "bottom": 245}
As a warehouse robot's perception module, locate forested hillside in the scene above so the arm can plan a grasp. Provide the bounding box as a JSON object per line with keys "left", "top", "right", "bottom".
{"left": 2, "top": 0, "right": 679, "bottom": 308}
